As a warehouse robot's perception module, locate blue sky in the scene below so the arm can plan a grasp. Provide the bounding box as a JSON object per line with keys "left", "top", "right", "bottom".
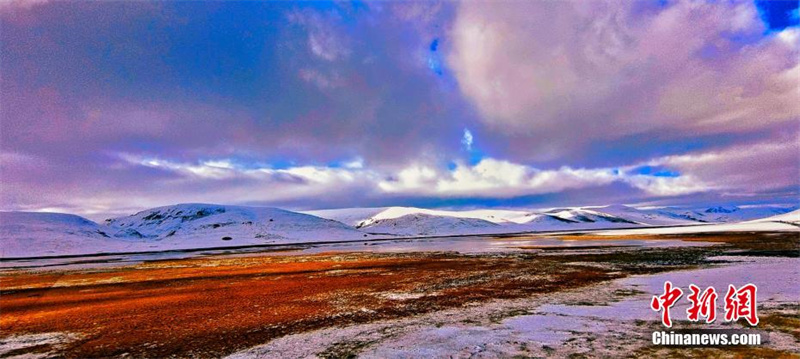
{"left": 1, "top": 0, "right": 798, "bottom": 217}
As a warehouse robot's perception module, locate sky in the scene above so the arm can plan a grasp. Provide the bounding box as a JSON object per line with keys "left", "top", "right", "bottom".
{"left": 1, "top": 0, "right": 799, "bottom": 219}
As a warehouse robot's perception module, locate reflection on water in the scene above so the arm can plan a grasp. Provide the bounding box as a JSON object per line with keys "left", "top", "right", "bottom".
{"left": 0, "top": 236, "right": 714, "bottom": 271}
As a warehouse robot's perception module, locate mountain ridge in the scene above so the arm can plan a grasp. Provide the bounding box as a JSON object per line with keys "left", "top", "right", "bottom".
{"left": 2, "top": 203, "right": 797, "bottom": 258}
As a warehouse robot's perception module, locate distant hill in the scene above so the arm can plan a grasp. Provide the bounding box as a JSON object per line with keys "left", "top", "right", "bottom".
{"left": 105, "top": 203, "right": 368, "bottom": 244}
{"left": 2, "top": 203, "right": 796, "bottom": 258}
{"left": 0, "top": 212, "right": 131, "bottom": 258}
{"left": 589, "top": 205, "right": 703, "bottom": 226}
{"left": 309, "top": 205, "right": 678, "bottom": 235}
{"left": 1, "top": 204, "right": 368, "bottom": 258}
{"left": 746, "top": 209, "right": 800, "bottom": 225}
{"left": 356, "top": 212, "right": 501, "bottom": 236}
{"left": 695, "top": 206, "right": 796, "bottom": 223}
{"left": 305, "top": 207, "right": 531, "bottom": 226}
{"left": 590, "top": 208, "right": 800, "bottom": 236}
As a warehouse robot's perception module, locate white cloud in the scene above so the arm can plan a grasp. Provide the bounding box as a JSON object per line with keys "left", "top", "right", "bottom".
{"left": 378, "top": 165, "right": 438, "bottom": 193}
{"left": 119, "top": 153, "right": 373, "bottom": 186}
{"left": 447, "top": 1, "right": 800, "bottom": 159}
{"left": 778, "top": 28, "right": 800, "bottom": 48}
{"left": 625, "top": 175, "right": 710, "bottom": 197}
{"left": 102, "top": 140, "right": 797, "bottom": 214}
{"left": 288, "top": 9, "right": 351, "bottom": 62}
{"left": 377, "top": 158, "right": 711, "bottom": 198}
{"left": 342, "top": 157, "right": 365, "bottom": 169}
{"left": 461, "top": 128, "right": 473, "bottom": 150}
{"left": 120, "top": 152, "right": 632, "bottom": 200}
{"left": 648, "top": 137, "right": 800, "bottom": 195}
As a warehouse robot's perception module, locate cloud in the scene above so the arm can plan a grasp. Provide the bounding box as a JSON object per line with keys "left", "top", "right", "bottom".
{"left": 1, "top": 1, "right": 797, "bottom": 216}
{"left": 624, "top": 175, "right": 709, "bottom": 197}
{"left": 461, "top": 128, "right": 473, "bottom": 150}
{"left": 649, "top": 136, "right": 800, "bottom": 196}
{"left": 121, "top": 153, "right": 708, "bottom": 201}
{"left": 390, "top": 2, "right": 443, "bottom": 26}
{"left": 4, "top": 136, "right": 793, "bottom": 218}
{"left": 0, "top": 0, "right": 49, "bottom": 11}
{"left": 447, "top": 1, "right": 800, "bottom": 162}
{"left": 376, "top": 137, "right": 799, "bottom": 200}
{"left": 298, "top": 68, "right": 345, "bottom": 89}
{"left": 287, "top": 8, "right": 351, "bottom": 61}
{"left": 377, "top": 158, "right": 707, "bottom": 199}
{"left": 118, "top": 153, "right": 376, "bottom": 185}
{"left": 1, "top": 2, "right": 472, "bottom": 168}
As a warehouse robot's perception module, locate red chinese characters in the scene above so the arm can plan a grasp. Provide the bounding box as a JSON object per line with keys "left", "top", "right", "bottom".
{"left": 652, "top": 282, "right": 759, "bottom": 327}
{"left": 686, "top": 285, "right": 717, "bottom": 323}
{"left": 724, "top": 284, "right": 759, "bottom": 326}
{"left": 651, "top": 281, "right": 683, "bottom": 327}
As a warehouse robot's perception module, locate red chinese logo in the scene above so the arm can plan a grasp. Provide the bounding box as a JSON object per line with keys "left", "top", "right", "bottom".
{"left": 651, "top": 281, "right": 683, "bottom": 327}
{"left": 686, "top": 285, "right": 717, "bottom": 323}
{"left": 652, "top": 282, "right": 758, "bottom": 327}
{"left": 724, "top": 284, "right": 759, "bottom": 326}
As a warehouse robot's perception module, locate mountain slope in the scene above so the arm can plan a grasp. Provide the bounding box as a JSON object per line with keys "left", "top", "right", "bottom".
{"left": 303, "top": 207, "right": 390, "bottom": 227}
{"left": 545, "top": 208, "right": 640, "bottom": 226}
{"left": 358, "top": 213, "right": 501, "bottom": 236}
{"left": 696, "top": 206, "right": 796, "bottom": 223}
{"left": 307, "top": 206, "right": 532, "bottom": 226}
{"left": 592, "top": 209, "right": 800, "bottom": 236}
{"left": 1, "top": 205, "right": 372, "bottom": 258}
{"left": 508, "top": 213, "right": 581, "bottom": 232}
{"left": 106, "top": 203, "right": 369, "bottom": 246}
{"left": 0, "top": 212, "right": 133, "bottom": 258}
{"left": 746, "top": 209, "right": 800, "bottom": 225}
{"left": 309, "top": 205, "right": 692, "bottom": 234}
{"left": 5, "top": 204, "right": 795, "bottom": 258}
{"left": 591, "top": 205, "right": 703, "bottom": 226}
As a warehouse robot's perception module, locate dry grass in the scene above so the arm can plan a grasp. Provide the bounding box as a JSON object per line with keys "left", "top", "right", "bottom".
{"left": 1, "top": 252, "right": 611, "bottom": 358}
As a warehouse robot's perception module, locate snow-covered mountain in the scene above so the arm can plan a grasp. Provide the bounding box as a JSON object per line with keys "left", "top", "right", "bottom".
{"left": 695, "top": 206, "right": 796, "bottom": 223}
{"left": 1, "top": 211, "right": 107, "bottom": 237}
{"left": 304, "top": 207, "right": 393, "bottom": 227}
{"left": 106, "top": 203, "right": 368, "bottom": 244}
{"left": 305, "top": 207, "right": 530, "bottom": 226}
{"left": 544, "top": 207, "right": 639, "bottom": 226}
{"left": 310, "top": 205, "right": 646, "bottom": 235}
{"left": 746, "top": 209, "right": 800, "bottom": 225}
{"left": 1, "top": 204, "right": 371, "bottom": 258}
{"left": 308, "top": 205, "right": 709, "bottom": 236}
{"left": 507, "top": 213, "right": 583, "bottom": 231}
{"left": 593, "top": 209, "right": 800, "bottom": 236}
{"left": 356, "top": 213, "right": 501, "bottom": 236}
{"left": 0, "top": 212, "right": 133, "bottom": 258}
{"left": 3, "top": 203, "right": 796, "bottom": 258}
{"left": 588, "top": 205, "right": 703, "bottom": 226}
{"left": 308, "top": 206, "right": 557, "bottom": 236}
{"left": 308, "top": 204, "right": 796, "bottom": 236}
{"left": 630, "top": 205, "right": 797, "bottom": 224}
